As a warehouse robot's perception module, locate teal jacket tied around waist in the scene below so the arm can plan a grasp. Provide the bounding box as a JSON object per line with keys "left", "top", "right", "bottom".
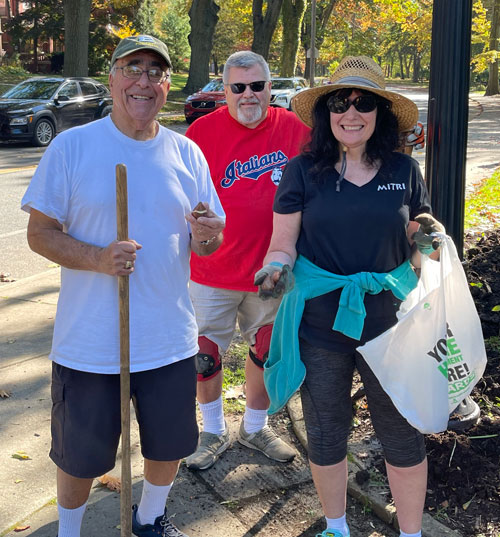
{"left": 263, "top": 255, "right": 418, "bottom": 414}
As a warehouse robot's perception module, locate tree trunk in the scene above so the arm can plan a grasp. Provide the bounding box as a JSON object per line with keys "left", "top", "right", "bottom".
{"left": 398, "top": 52, "right": 404, "bottom": 79}
{"left": 213, "top": 55, "right": 218, "bottom": 76}
{"left": 63, "top": 0, "right": 91, "bottom": 77}
{"left": 281, "top": 0, "right": 306, "bottom": 76}
{"left": 251, "top": 0, "right": 284, "bottom": 60}
{"left": 33, "top": 1, "right": 38, "bottom": 72}
{"left": 485, "top": 0, "right": 500, "bottom": 96}
{"left": 301, "top": 0, "right": 338, "bottom": 79}
{"left": 184, "top": 0, "right": 220, "bottom": 95}
{"left": 412, "top": 53, "right": 421, "bottom": 82}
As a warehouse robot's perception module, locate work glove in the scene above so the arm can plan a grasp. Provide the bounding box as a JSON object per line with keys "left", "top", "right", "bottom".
{"left": 254, "top": 262, "right": 295, "bottom": 300}
{"left": 405, "top": 122, "right": 425, "bottom": 150}
{"left": 412, "top": 213, "right": 445, "bottom": 255}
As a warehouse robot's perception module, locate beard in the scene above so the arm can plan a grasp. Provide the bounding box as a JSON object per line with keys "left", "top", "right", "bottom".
{"left": 237, "top": 99, "right": 264, "bottom": 125}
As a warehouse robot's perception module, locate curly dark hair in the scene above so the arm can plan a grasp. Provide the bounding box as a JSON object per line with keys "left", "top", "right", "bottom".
{"left": 303, "top": 88, "right": 400, "bottom": 182}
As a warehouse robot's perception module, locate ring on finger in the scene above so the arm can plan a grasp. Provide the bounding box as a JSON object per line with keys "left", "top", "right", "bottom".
{"left": 125, "top": 261, "right": 133, "bottom": 269}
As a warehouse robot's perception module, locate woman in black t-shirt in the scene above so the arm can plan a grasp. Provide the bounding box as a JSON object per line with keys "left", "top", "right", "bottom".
{"left": 253, "top": 56, "right": 444, "bottom": 537}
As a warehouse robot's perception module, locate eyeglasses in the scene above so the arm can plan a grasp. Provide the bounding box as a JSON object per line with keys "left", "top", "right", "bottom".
{"left": 115, "top": 65, "right": 169, "bottom": 83}
{"left": 327, "top": 94, "right": 379, "bottom": 114}
{"left": 228, "top": 81, "right": 267, "bottom": 94}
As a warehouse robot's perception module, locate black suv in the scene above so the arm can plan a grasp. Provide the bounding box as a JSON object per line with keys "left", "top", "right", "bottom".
{"left": 0, "top": 77, "right": 113, "bottom": 146}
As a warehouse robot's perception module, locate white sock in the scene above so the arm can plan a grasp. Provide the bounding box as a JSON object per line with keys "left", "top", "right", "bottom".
{"left": 136, "top": 478, "right": 172, "bottom": 526}
{"left": 243, "top": 406, "right": 268, "bottom": 434}
{"left": 325, "top": 513, "right": 349, "bottom": 536}
{"left": 400, "top": 531, "right": 421, "bottom": 537}
{"left": 57, "top": 502, "right": 87, "bottom": 537}
{"left": 199, "top": 396, "right": 225, "bottom": 435}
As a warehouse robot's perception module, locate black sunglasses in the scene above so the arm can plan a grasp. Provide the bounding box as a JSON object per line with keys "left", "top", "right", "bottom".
{"left": 327, "top": 94, "right": 379, "bottom": 114}
{"left": 228, "top": 81, "right": 267, "bottom": 94}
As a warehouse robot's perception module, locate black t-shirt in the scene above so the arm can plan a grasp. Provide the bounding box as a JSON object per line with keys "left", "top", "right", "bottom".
{"left": 273, "top": 151, "right": 432, "bottom": 352}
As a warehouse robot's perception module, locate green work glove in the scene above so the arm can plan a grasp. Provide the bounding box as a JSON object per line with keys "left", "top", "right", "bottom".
{"left": 412, "top": 213, "right": 445, "bottom": 255}
{"left": 254, "top": 262, "right": 295, "bottom": 300}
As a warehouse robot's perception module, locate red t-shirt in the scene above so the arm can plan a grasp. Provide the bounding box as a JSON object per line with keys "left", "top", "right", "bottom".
{"left": 186, "top": 106, "right": 311, "bottom": 291}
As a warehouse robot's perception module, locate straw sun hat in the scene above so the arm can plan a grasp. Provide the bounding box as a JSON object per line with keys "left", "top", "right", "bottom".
{"left": 292, "top": 56, "right": 418, "bottom": 132}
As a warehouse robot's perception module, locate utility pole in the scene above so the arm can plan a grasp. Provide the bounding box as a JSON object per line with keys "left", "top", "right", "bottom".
{"left": 425, "top": 0, "right": 473, "bottom": 257}
{"left": 426, "top": 0, "right": 481, "bottom": 431}
{"left": 309, "top": 0, "right": 316, "bottom": 87}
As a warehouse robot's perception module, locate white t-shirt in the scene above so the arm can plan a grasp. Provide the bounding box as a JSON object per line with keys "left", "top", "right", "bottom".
{"left": 22, "top": 116, "right": 224, "bottom": 374}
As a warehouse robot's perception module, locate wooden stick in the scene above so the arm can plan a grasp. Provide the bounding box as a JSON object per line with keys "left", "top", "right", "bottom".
{"left": 116, "top": 163, "right": 132, "bottom": 537}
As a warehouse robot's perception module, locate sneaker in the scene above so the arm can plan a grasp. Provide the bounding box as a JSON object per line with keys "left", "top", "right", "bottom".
{"left": 185, "top": 426, "right": 230, "bottom": 470}
{"left": 238, "top": 421, "right": 296, "bottom": 462}
{"left": 132, "top": 504, "right": 188, "bottom": 537}
{"left": 316, "top": 530, "right": 350, "bottom": 537}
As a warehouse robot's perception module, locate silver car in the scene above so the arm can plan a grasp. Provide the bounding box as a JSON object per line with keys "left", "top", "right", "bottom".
{"left": 270, "top": 77, "right": 308, "bottom": 110}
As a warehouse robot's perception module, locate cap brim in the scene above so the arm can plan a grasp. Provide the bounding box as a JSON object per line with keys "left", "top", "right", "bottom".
{"left": 112, "top": 47, "right": 172, "bottom": 69}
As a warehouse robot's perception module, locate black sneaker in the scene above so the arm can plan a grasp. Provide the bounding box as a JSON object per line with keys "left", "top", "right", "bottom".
{"left": 132, "top": 504, "right": 189, "bottom": 537}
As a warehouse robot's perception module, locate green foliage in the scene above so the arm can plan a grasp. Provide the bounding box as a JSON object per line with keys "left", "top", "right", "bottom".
{"left": 485, "top": 336, "right": 500, "bottom": 353}
{"left": 133, "top": 0, "right": 158, "bottom": 35}
{"left": 157, "top": 0, "right": 191, "bottom": 72}
{"left": 5, "top": 0, "right": 65, "bottom": 57}
{"left": 0, "top": 65, "right": 31, "bottom": 82}
{"left": 464, "top": 168, "right": 500, "bottom": 230}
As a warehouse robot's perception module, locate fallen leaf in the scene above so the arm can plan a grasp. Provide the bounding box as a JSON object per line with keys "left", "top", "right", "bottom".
{"left": 96, "top": 473, "right": 121, "bottom": 492}
{"left": 0, "top": 272, "right": 16, "bottom": 282}
{"left": 14, "top": 525, "right": 30, "bottom": 532}
{"left": 14, "top": 479, "right": 24, "bottom": 484}
{"left": 0, "top": 389, "right": 12, "bottom": 398}
{"left": 12, "top": 451, "right": 31, "bottom": 460}
{"left": 463, "top": 494, "right": 476, "bottom": 510}
{"left": 224, "top": 384, "right": 245, "bottom": 399}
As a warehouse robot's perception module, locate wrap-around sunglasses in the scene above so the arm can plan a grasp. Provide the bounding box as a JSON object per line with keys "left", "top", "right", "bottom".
{"left": 327, "top": 93, "right": 379, "bottom": 114}
{"left": 228, "top": 81, "right": 267, "bottom": 94}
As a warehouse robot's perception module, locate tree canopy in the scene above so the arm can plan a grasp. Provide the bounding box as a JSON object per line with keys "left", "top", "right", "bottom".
{"left": 4, "top": 0, "right": 498, "bottom": 95}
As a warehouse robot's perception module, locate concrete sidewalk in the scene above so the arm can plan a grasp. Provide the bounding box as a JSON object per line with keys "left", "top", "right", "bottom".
{"left": 0, "top": 270, "right": 461, "bottom": 537}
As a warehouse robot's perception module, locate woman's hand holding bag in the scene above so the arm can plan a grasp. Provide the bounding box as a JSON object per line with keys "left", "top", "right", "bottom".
{"left": 357, "top": 235, "right": 487, "bottom": 433}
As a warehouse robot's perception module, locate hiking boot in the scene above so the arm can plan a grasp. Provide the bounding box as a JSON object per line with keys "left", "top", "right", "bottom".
{"left": 185, "top": 426, "right": 230, "bottom": 470}
{"left": 238, "top": 421, "right": 296, "bottom": 462}
{"left": 316, "top": 530, "right": 350, "bottom": 537}
{"left": 132, "top": 504, "right": 188, "bottom": 537}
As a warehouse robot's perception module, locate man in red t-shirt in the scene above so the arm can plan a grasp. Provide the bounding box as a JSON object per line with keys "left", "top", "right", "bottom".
{"left": 184, "top": 51, "right": 311, "bottom": 470}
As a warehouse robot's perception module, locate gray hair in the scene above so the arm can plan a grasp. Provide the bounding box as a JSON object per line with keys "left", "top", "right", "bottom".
{"left": 222, "top": 51, "right": 271, "bottom": 84}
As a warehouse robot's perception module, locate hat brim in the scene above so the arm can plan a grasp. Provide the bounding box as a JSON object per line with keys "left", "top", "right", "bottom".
{"left": 112, "top": 47, "right": 172, "bottom": 69}
{"left": 291, "top": 83, "right": 418, "bottom": 132}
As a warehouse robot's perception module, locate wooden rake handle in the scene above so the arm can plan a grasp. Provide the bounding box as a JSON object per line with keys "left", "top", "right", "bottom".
{"left": 116, "top": 163, "right": 132, "bottom": 537}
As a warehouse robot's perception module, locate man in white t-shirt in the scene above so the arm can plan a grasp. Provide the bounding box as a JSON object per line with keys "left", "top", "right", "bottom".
{"left": 21, "top": 35, "right": 225, "bottom": 537}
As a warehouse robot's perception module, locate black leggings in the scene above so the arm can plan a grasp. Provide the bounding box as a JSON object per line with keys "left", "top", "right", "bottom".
{"left": 299, "top": 338, "right": 426, "bottom": 467}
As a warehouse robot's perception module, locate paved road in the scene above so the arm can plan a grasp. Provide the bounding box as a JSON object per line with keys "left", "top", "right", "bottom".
{"left": 1, "top": 93, "right": 499, "bottom": 285}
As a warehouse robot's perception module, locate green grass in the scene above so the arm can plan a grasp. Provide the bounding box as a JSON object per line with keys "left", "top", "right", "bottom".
{"left": 221, "top": 340, "right": 247, "bottom": 414}
{"left": 464, "top": 168, "right": 500, "bottom": 230}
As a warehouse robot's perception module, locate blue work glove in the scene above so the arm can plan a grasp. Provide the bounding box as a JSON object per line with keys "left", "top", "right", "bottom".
{"left": 412, "top": 213, "right": 445, "bottom": 255}
{"left": 254, "top": 262, "right": 295, "bottom": 300}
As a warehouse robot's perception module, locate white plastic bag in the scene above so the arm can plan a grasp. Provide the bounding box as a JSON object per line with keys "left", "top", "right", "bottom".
{"left": 357, "top": 235, "right": 487, "bottom": 434}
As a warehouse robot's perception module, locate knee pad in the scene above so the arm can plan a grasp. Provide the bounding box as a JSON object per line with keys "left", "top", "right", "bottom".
{"left": 196, "top": 337, "right": 222, "bottom": 381}
{"left": 248, "top": 324, "right": 273, "bottom": 369}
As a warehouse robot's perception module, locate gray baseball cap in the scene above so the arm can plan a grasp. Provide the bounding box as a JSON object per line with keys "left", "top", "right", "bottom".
{"left": 111, "top": 35, "right": 172, "bottom": 69}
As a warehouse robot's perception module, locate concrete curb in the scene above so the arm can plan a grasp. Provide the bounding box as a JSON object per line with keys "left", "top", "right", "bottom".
{"left": 286, "top": 394, "right": 463, "bottom": 537}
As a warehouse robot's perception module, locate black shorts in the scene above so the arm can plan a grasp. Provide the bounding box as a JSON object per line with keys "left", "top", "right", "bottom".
{"left": 299, "top": 338, "right": 426, "bottom": 468}
{"left": 50, "top": 358, "right": 198, "bottom": 479}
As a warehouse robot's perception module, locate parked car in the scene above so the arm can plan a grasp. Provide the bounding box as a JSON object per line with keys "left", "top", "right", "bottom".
{"left": 0, "top": 77, "right": 113, "bottom": 146}
{"left": 184, "top": 78, "right": 226, "bottom": 124}
{"left": 270, "top": 77, "right": 308, "bottom": 110}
